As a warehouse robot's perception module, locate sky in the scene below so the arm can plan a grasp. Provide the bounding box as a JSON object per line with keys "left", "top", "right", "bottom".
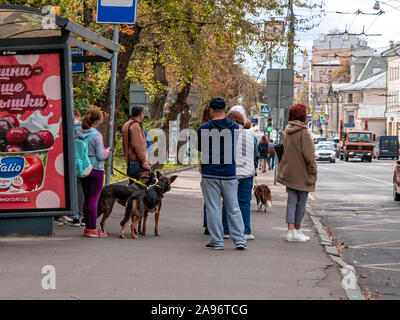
{"left": 246, "top": 0, "right": 400, "bottom": 77}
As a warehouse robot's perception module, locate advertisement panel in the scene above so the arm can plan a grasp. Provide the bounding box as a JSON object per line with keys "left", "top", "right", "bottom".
{"left": 0, "top": 52, "right": 67, "bottom": 211}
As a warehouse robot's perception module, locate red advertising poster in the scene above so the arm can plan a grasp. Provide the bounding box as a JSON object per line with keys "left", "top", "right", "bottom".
{"left": 0, "top": 53, "right": 66, "bottom": 210}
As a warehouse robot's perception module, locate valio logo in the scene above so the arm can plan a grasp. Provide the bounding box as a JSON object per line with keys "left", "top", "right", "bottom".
{"left": 0, "top": 157, "right": 25, "bottom": 179}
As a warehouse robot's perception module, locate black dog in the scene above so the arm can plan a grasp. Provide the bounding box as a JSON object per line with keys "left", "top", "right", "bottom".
{"left": 97, "top": 171, "right": 156, "bottom": 235}
{"left": 120, "top": 171, "right": 177, "bottom": 239}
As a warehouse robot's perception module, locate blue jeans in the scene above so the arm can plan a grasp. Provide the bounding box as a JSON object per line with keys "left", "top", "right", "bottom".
{"left": 72, "top": 177, "right": 84, "bottom": 219}
{"left": 222, "top": 176, "right": 254, "bottom": 235}
{"left": 267, "top": 155, "right": 275, "bottom": 169}
{"left": 201, "top": 178, "right": 246, "bottom": 247}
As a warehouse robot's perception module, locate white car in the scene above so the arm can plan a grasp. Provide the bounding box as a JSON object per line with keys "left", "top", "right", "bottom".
{"left": 315, "top": 144, "right": 336, "bottom": 163}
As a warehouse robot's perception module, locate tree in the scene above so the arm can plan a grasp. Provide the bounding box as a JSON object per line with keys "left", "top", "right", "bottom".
{"left": 332, "top": 58, "right": 350, "bottom": 83}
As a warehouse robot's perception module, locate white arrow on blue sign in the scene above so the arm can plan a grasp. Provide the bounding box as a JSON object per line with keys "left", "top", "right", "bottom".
{"left": 97, "top": 0, "right": 138, "bottom": 24}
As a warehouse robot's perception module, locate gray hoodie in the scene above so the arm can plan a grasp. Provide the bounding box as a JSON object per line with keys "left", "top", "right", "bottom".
{"left": 77, "top": 128, "right": 109, "bottom": 171}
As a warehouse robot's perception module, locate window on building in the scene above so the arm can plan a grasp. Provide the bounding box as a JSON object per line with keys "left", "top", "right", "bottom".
{"left": 348, "top": 93, "right": 353, "bottom": 103}
{"left": 319, "top": 87, "right": 324, "bottom": 95}
{"left": 319, "top": 70, "right": 324, "bottom": 81}
{"left": 348, "top": 115, "right": 354, "bottom": 124}
{"left": 328, "top": 70, "right": 332, "bottom": 82}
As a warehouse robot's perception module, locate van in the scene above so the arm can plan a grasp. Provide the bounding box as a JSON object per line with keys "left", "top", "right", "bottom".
{"left": 377, "top": 136, "right": 399, "bottom": 160}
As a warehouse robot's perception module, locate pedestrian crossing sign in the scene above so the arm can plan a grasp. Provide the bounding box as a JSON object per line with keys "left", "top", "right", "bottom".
{"left": 259, "top": 104, "right": 270, "bottom": 116}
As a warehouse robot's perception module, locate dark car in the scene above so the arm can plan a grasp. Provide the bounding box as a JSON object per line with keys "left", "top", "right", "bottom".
{"left": 376, "top": 136, "right": 399, "bottom": 160}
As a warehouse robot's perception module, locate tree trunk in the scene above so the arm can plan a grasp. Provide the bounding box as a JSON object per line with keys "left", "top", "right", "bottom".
{"left": 97, "top": 24, "right": 142, "bottom": 148}
{"left": 161, "top": 82, "right": 192, "bottom": 165}
{"left": 176, "top": 104, "right": 191, "bottom": 165}
{"left": 150, "top": 49, "right": 168, "bottom": 120}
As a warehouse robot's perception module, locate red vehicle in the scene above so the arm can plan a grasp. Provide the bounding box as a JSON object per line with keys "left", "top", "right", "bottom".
{"left": 339, "top": 120, "right": 374, "bottom": 162}
{"left": 393, "top": 160, "right": 400, "bottom": 201}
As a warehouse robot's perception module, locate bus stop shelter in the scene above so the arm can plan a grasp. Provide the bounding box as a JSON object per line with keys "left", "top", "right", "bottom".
{"left": 0, "top": 5, "right": 120, "bottom": 236}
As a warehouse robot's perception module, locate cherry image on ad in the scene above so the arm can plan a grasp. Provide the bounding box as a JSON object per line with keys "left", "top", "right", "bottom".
{"left": 0, "top": 53, "right": 66, "bottom": 210}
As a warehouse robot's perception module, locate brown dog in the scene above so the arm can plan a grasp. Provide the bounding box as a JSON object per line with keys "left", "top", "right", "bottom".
{"left": 120, "top": 171, "right": 177, "bottom": 239}
{"left": 254, "top": 184, "right": 272, "bottom": 213}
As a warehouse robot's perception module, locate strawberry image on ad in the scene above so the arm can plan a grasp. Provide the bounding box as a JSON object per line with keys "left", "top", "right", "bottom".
{"left": 0, "top": 53, "right": 66, "bottom": 209}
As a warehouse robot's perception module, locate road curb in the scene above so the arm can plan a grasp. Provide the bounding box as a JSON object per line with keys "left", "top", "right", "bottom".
{"left": 307, "top": 205, "right": 365, "bottom": 300}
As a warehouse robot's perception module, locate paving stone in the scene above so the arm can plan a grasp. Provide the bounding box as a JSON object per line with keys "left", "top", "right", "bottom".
{"left": 329, "top": 255, "right": 347, "bottom": 268}
{"left": 325, "top": 245, "right": 340, "bottom": 257}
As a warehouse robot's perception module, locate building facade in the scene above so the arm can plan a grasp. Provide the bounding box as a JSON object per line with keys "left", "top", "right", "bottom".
{"left": 382, "top": 44, "right": 400, "bottom": 138}
{"left": 328, "top": 71, "right": 387, "bottom": 138}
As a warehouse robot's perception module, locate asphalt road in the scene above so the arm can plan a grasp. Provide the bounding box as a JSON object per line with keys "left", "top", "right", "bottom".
{"left": 0, "top": 168, "right": 345, "bottom": 300}
{"left": 310, "top": 157, "right": 400, "bottom": 299}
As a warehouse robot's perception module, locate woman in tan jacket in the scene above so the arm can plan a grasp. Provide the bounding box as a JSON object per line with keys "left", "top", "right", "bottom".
{"left": 277, "top": 104, "right": 317, "bottom": 242}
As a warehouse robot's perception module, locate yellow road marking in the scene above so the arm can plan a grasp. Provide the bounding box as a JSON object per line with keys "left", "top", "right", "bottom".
{"left": 350, "top": 239, "right": 400, "bottom": 248}
{"left": 358, "top": 262, "right": 400, "bottom": 272}
{"left": 334, "top": 227, "right": 400, "bottom": 232}
{"left": 334, "top": 221, "right": 400, "bottom": 229}
{"left": 358, "top": 266, "right": 400, "bottom": 272}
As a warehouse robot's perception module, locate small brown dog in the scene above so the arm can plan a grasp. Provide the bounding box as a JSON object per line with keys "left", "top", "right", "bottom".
{"left": 253, "top": 184, "right": 272, "bottom": 213}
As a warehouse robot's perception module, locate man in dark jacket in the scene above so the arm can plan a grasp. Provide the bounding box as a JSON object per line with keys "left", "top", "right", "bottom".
{"left": 197, "top": 98, "right": 246, "bottom": 250}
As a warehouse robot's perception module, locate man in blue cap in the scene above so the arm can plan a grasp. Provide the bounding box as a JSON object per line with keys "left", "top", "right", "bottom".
{"left": 197, "top": 98, "right": 247, "bottom": 250}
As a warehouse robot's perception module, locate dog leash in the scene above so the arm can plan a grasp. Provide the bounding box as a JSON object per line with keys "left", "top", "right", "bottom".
{"left": 104, "top": 161, "right": 149, "bottom": 189}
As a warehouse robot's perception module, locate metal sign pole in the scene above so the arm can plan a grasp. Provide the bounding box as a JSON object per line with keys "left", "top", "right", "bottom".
{"left": 105, "top": 24, "right": 119, "bottom": 185}
{"left": 274, "top": 69, "right": 282, "bottom": 186}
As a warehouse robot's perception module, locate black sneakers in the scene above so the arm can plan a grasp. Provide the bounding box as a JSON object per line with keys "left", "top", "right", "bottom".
{"left": 235, "top": 244, "right": 247, "bottom": 250}
{"left": 70, "top": 218, "right": 80, "bottom": 227}
{"left": 205, "top": 243, "right": 224, "bottom": 250}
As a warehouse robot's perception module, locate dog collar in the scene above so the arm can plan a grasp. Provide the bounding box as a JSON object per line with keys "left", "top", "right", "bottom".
{"left": 129, "top": 177, "right": 148, "bottom": 189}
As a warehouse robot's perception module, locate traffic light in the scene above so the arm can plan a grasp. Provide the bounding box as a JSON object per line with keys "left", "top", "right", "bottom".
{"left": 267, "top": 117, "right": 273, "bottom": 132}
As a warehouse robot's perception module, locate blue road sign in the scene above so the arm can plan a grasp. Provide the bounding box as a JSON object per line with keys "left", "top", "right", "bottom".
{"left": 71, "top": 47, "right": 84, "bottom": 73}
{"left": 324, "top": 122, "right": 329, "bottom": 126}
{"left": 259, "top": 104, "right": 270, "bottom": 116}
{"left": 97, "top": 0, "right": 138, "bottom": 24}
{"left": 344, "top": 123, "right": 355, "bottom": 128}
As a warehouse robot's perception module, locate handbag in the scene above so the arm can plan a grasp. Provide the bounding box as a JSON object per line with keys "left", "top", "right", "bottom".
{"left": 274, "top": 144, "right": 284, "bottom": 162}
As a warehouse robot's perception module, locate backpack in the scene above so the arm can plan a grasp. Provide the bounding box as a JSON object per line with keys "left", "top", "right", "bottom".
{"left": 75, "top": 131, "right": 98, "bottom": 178}
{"left": 268, "top": 145, "right": 275, "bottom": 156}
{"left": 259, "top": 143, "right": 268, "bottom": 155}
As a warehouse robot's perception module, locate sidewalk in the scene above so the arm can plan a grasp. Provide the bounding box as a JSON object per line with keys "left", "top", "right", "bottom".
{"left": 0, "top": 168, "right": 346, "bottom": 300}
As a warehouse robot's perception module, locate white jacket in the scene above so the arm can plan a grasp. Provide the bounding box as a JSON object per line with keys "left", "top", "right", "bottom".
{"left": 235, "top": 127, "right": 255, "bottom": 179}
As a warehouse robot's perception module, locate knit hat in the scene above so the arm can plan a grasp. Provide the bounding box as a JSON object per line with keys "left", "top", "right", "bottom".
{"left": 230, "top": 105, "right": 246, "bottom": 121}
{"left": 209, "top": 98, "right": 226, "bottom": 110}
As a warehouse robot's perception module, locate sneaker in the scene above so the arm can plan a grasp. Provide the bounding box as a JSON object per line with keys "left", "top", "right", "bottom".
{"left": 80, "top": 219, "right": 85, "bottom": 227}
{"left": 235, "top": 243, "right": 247, "bottom": 250}
{"left": 245, "top": 234, "right": 255, "bottom": 240}
{"left": 54, "top": 218, "right": 64, "bottom": 226}
{"left": 223, "top": 234, "right": 230, "bottom": 239}
{"left": 205, "top": 243, "right": 224, "bottom": 250}
{"left": 69, "top": 218, "right": 80, "bottom": 227}
{"left": 286, "top": 230, "right": 294, "bottom": 242}
{"left": 83, "top": 229, "right": 109, "bottom": 238}
{"left": 295, "top": 229, "right": 310, "bottom": 241}
{"left": 61, "top": 215, "right": 73, "bottom": 222}
{"left": 287, "top": 229, "right": 307, "bottom": 242}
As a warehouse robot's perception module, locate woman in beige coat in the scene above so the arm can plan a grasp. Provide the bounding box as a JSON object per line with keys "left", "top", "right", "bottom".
{"left": 277, "top": 104, "right": 317, "bottom": 242}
